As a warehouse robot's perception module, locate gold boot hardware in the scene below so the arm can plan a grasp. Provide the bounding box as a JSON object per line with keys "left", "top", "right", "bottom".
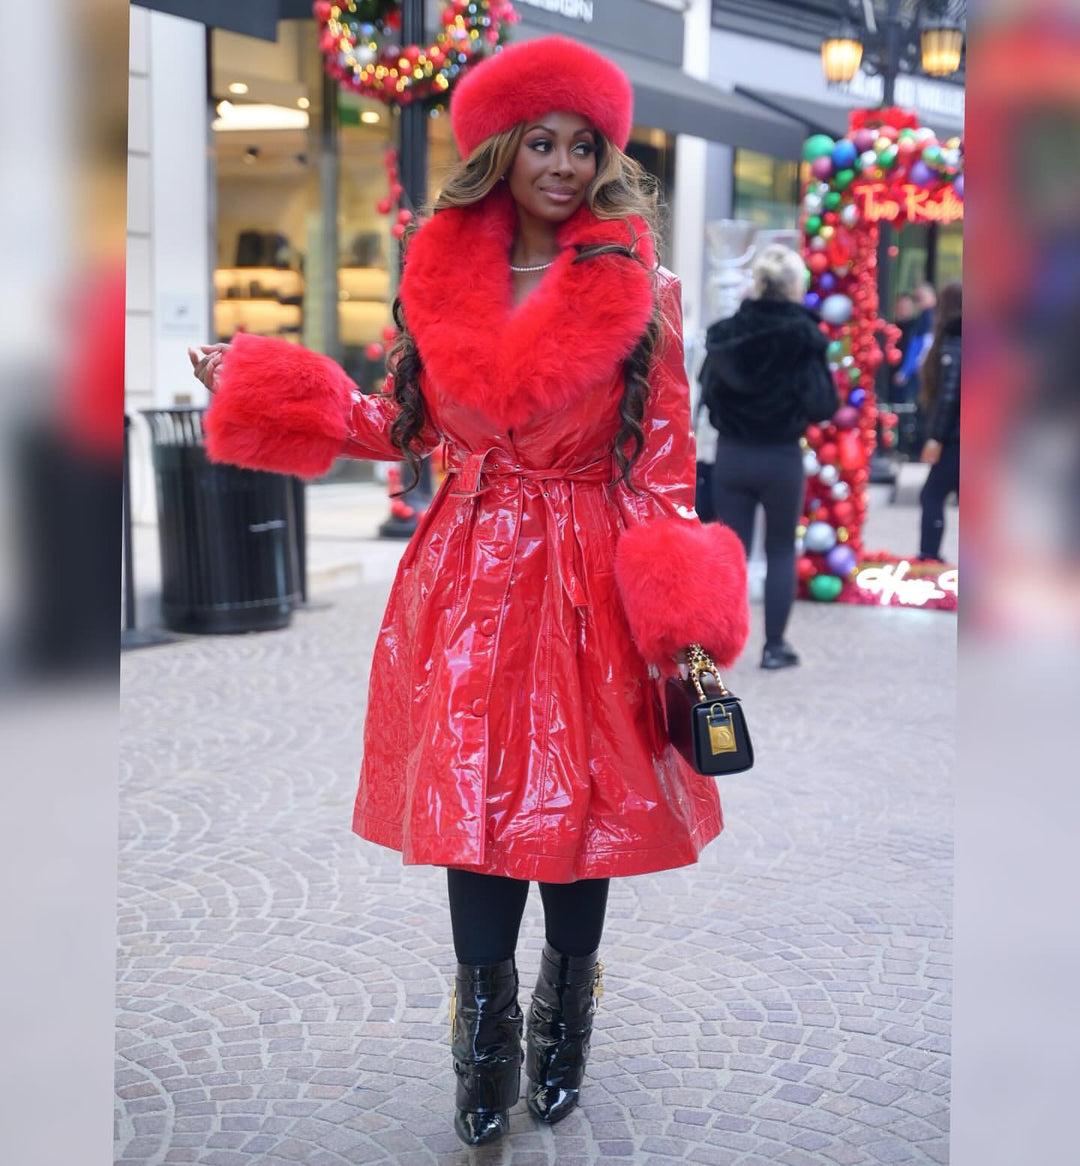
{"left": 593, "top": 960, "right": 605, "bottom": 1002}
{"left": 449, "top": 979, "right": 457, "bottom": 1041}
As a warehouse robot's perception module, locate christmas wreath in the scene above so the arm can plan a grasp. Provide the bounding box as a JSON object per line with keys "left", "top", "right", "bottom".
{"left": 314, "top": 0, "right": 519, "bottom": 107}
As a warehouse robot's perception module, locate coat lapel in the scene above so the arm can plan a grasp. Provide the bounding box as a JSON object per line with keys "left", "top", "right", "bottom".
{"left": 399, "top": 184, "right": 657, "bottom": 431}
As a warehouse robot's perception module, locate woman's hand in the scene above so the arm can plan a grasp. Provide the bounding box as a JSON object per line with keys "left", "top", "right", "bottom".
{"left": 920, "top": 439, "right": 942, "bottom": 466}
{"left": 188, "top": 343, "right": 229, "bottom": 394}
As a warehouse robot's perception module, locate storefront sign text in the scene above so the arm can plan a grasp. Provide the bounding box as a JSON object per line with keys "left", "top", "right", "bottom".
{"left": 855, "top": 560, "right": 959, "bottom": 607}
{"left": 854, "top": 182, "right": 964, "bottom": 225}
{"left": 515, "top": 0, "right": 594, "bottom": 22}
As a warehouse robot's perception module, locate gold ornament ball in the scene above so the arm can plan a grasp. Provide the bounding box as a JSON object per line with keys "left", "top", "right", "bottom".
{"left": 819, "top": 225, "right": 835, "bottom": 240}
{"left": 795, "top": 524, "right": 807, "bottom": 538}
{"left": 837, "top": 527, "right": 849, "bottom": 543}
{"left": 799, "top": 437, "right": 808, "bottom": 450}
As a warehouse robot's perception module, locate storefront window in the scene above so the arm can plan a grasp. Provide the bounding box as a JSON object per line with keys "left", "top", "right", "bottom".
{"left": 211, "top": 23, "right": 318, "bottom": 350}
{"left": 733, "top": 148, "right": 799, "bottom": 230}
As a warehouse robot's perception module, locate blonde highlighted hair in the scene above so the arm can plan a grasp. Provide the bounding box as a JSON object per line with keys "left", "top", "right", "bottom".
{"left": 751, "top": 244, "right": 808, "bottom": 303}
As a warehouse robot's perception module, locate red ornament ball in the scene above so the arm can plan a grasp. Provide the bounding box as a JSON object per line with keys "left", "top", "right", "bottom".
{"left": 397, "top": 208, "right": 414, "bottom": 225}
{"left": 805, "top": 424, "right": 822, "bottom": 448}
{"left": 818, "top": 442, "right": 838, "bottom": 465}
{"left": 797, "top": 556, "right": 817, "bottom": 582}
{"left": 381, "top": 325, "right": 398, "bottom": 343}
{"left": 808, "top": 253, "right": 830, "bottom": 276}
{"left": 313, "top": 1, "right": 332, "bottom": 21}
{"left": 391, "top": 223, "right": 407, "bottom": 239}
{"left": 376, "top": 197, "right": 392, "bottom": 215}
{"left": 365, "top": 342, "right": 385, "bottom": 361}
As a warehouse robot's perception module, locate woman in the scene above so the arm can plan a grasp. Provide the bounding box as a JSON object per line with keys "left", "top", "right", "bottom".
{"left": 700, "top": 245, "right": 838, "bottom": 670}
{"left": 189, "top": 36, "right": 748, "bottom": 1149}
{"left": 917, "top": 280, "right": 962, "bottom": 562}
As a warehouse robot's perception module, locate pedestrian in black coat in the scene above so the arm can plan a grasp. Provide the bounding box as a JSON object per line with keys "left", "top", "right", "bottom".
{"left": 918, "top": 281, "right": 963, "bottom": 561}
{"left": 699, "top": 245, "right": 839, "bottom": 669}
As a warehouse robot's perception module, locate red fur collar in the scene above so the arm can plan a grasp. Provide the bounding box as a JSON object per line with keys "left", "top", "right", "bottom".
{"left": 398, "top": 184, "right": 657, "bottom": 431}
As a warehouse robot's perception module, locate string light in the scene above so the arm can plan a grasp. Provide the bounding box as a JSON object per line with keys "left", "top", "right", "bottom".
{"left": 315, "top": 0, "right": 519, "bottom": 107}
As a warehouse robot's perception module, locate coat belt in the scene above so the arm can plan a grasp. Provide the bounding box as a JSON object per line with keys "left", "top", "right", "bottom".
{"left": 444, "top": 446, "right": 616, "bottom": 610}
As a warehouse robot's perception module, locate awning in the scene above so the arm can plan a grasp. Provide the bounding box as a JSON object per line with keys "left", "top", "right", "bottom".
{"left": 735, "top": 86, "right": 965, "bottom": 143}
{"left": 734, "top": 87, "right": 853, "bottom": 139}
{"left": 132, "top": 1, "right": 283, "bottom": 41}
{"left": 513, "top": 25, "right": 806, "bottom": 158}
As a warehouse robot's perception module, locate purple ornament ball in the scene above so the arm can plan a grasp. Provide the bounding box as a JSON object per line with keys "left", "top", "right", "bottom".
{"left": 826, "top": 544, "right": 858, "bottom": 577}
{"left": 848, "top": 387, "right": 867, "bottom": 408}
{"left": 853, "top": 128, "right": 877, "bottom": 153}
{"left": 811, "top": 155, "right": 834, "bottom": 180}
{"left": 804, "top": 292, "right": 821, "bottom": 310}
{"left": 909, "top": 160, "right": 935, "bottom": 187}
{"left": 819, "top": 272, "right": 836, "bottom": 292}
{"left": 834, "top": 405, "right": 859, "bottom": 430}
{"left": 953, "top": 173, "right": 964, "bottom": 200}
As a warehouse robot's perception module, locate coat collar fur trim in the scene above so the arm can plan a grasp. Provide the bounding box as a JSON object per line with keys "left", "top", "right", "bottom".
{"left": 399, "top": 184, "right": 657, "bottom": 431}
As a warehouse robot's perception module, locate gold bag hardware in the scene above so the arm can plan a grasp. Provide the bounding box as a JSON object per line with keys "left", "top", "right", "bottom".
{"left": 708, "top": 705, "right": 737, "bottom": 754}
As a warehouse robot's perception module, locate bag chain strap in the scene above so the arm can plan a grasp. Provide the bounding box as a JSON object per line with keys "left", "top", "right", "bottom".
{"left": 687, "top": 642, "right": 730, "bottom": 703}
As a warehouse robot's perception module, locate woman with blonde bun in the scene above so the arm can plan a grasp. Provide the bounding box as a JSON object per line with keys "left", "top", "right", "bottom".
{"left": 701, "top": 244, "right": 838, "bottom": 669}
{"left": 190, "top": 34, "right": 750, "bottom": 1150}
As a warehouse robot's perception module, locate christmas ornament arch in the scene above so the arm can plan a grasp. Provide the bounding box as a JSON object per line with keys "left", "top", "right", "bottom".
{"left": 797, "top": 106, "right": 963, "bottom": 612}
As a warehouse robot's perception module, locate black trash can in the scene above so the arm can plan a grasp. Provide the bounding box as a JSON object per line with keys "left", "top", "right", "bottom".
{"left": 143, "top": 407, "right": 300, "bottom": 634}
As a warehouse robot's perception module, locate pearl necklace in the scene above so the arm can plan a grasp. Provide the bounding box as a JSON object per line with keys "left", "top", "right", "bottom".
{"left": 509, "top": 258, "right": 555, "bottom": 273}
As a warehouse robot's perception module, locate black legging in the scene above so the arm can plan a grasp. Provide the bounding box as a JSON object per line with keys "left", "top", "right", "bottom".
{"left": 711, "top": 436, "right": 804, "bottom": 646}
{"left": 919, "top": 441, "right": 960, "bottom": 561}
{"left": 446, "top": 868, "right": 610, "bottom": 965}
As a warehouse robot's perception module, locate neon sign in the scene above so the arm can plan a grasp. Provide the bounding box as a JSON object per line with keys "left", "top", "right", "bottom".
{"left": 855, "top": 182, "right": 964, "bottom": 225}
{"left": 855, "top": 560, "right": 959, "bottom": 607}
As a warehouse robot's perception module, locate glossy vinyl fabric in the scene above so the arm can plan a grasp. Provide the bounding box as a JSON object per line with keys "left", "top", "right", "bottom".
{"left": 346, "top": 273, "right": 725, "bottom": 883}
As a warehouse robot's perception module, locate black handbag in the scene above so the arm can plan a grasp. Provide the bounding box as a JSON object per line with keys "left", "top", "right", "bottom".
{"left": 664, "top": 643, "right": 754, "bottom": 776}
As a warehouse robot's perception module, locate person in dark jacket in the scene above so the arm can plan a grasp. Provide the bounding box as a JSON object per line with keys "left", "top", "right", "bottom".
{"left": 700, "top": 244, "right": 839, "bottom": 669}
{"left": 917, "top": 280, "right": 962, "bottom": 561}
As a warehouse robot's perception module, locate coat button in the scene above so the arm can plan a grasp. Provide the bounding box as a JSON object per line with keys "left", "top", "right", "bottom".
{"left": 493, "top": 544, "right": 512, "bottom": 560}
{"left": 479, "top": 618, "right": 497, "bottom": 636}
{"left": 471, "top": 697, "right": 487, "bottom": 717}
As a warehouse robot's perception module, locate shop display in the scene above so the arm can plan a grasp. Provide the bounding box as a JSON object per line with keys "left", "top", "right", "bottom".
{"left": 796, "top": 107, "right": 964, "bottom": 610}
{"left": 315, "top": 0, "right": 520, "bottom": 106}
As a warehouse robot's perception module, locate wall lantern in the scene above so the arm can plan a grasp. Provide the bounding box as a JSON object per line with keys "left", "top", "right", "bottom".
{"left": 821, "top": 30, "right": 864, "bottom": 84}
{"left": 920, "top": 23, "right": 964, "bottom": 76}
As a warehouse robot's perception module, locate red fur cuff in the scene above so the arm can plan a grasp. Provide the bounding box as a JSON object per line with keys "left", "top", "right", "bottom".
{"left": 204, "top": 333, "right": 354, "bottom": 479}
{"left": 614, "top": 518, "right": 749, "bottom": 670}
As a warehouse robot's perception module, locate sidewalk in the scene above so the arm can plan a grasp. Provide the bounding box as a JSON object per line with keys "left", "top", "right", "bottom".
{"left": 117, "top": 469, "right": 954, "bottom": 1165}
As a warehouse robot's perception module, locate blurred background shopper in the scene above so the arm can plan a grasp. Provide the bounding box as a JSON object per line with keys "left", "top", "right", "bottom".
{"left": 701, "top": 245, "right": 838, "bottom": 670}
{"left": 917, "top": 280, "right": 963, "bottom": 562}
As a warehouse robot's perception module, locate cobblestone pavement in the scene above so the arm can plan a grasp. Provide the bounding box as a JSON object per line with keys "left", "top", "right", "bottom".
{"left": 118, "top": 561, "right": 954, "bottom": 1166}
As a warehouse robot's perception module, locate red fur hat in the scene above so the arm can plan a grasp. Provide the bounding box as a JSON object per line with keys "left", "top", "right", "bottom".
{"left": 450, "top": 35, "right": 633, "bottom": 158}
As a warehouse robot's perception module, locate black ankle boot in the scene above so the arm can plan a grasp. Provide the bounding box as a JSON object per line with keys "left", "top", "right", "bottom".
{"left": 525, "top": 941, "right": 604, "bottom": 1124}
{"left": 450, "top": 956, "right": 523, "bottom": 1147}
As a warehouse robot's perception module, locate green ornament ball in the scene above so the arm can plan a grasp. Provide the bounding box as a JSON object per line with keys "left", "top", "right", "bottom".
{"left": 824, "top": 191, "right": 842, "bottom": 210}
{"left": 878, "top": 144, "right": 898, "bottom": 168}
{"left": 803, "top": 134, "right": 835, "bottom": 163}
{"left": 833, "top": 168, "right": 855, "bottom": 191}
{"left": 848, "top": 367, "right": 862, "bottom": 384}
{"left": 809, "top": 574, "right": 844, "bottom": 602}
{"left": 922, "top": 145, "right": 943, "bottom": 166}
{"left": 827, "top": 340, "right": 844, "bottom": 361}
{"left": 899, "top": 128, "right": 917, "bottom": 141}
{"left": 805, "top": 215, "right": 822, "bottom": 235}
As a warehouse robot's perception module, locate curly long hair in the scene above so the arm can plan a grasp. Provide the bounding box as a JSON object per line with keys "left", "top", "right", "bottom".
{"left": 388, "top": 123, "right": 664, "bottom": 494}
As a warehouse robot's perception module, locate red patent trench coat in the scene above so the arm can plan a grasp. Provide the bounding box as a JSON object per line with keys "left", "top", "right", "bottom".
{"left": 205, "top": 185, "right": 749, "bottom": 882}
